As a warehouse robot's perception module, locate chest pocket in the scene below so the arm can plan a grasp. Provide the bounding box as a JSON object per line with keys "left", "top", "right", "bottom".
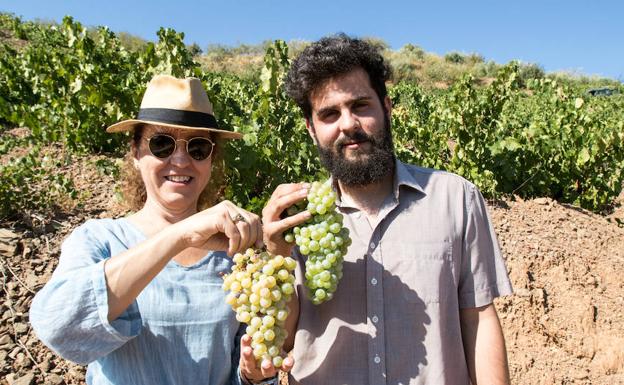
{"left": 384, "top": 241, "right": 454, "bottom": 304}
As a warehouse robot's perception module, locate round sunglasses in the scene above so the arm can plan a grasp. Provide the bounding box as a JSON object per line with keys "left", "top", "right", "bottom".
{"left": 146, "top": 134, "right": 215, "bottom": 161}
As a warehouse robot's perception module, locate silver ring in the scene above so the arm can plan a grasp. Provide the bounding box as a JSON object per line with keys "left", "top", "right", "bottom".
{"left": 232, "top": 213, "right": 246, "bottom": 224}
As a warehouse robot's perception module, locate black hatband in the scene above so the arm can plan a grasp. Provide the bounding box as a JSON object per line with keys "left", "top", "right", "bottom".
{"left": 137, "top": 108, "right": 219, "bottom": 129}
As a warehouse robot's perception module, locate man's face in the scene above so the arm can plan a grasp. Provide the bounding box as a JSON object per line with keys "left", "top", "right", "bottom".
{"left": 306, "top": 68, "right": 395, "bottom": 186}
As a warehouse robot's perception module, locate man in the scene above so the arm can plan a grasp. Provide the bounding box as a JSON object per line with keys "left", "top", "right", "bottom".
{"left": 261, "top": 34, "right": 513, "bottom": 385}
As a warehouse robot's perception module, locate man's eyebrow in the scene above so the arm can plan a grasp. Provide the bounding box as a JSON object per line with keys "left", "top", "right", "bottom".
{"left": 315, "top": 95, "right": 373, "bottom": 115}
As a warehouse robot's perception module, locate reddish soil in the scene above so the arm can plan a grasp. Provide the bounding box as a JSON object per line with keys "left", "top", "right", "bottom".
{"left": 1, "top": 153, "right": 623, "bottom": 385}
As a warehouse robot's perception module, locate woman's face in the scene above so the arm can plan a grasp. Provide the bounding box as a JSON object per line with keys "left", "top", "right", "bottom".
{"left": 134, "top": 125, "right": 214, "bottom": 214}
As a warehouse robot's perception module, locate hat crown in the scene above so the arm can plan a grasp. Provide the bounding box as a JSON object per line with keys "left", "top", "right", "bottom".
{"left": 105, "top": 74, "right": 241, "bottom": 139}
{"left": 140, "top": 75, "right": 214, "bottom": 115}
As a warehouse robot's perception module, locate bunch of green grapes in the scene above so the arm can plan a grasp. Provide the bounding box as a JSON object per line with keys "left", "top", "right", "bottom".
{"left": 284, "top": 180, "right": 351, "bottom": 305}
{"left": 222, "top": 248, "right": 297, "bottom": 367}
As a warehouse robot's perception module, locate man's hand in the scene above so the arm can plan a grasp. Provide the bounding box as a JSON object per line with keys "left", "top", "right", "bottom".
{"left": 239, "top": 334, "right": 294, "bottom": 383}
{"left": 262, "top": 183, "right": 311, "bottom": 256}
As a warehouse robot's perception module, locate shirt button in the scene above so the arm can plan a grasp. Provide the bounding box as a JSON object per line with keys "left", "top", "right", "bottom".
{"left": 371, "top": 278, "right": 378, "bottom": 285}
{"left": 374, "top": 355, "right": 381, "bottom": 364}
{"left": 372, "top": 315, "right": 379, "bottom": 323}
{"left": 369, "top": 241, "right": 376, "bottom": 249}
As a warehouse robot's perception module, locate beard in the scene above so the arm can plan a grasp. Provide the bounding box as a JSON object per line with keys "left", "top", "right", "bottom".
{"left": 316, "top": 115, "right": 395, "bottom": 187}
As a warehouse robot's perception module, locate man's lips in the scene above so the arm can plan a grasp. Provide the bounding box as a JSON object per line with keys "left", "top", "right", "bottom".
{"left": 341, "top": 140, "right": 368, "bottom": 150}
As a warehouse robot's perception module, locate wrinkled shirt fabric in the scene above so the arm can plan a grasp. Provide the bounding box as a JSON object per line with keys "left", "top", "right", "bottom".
{"left": 30, "top": 218, "right": 243, "bottom": 385}
{"left": 289, "top": 161, "right": 513, "bottom": 385}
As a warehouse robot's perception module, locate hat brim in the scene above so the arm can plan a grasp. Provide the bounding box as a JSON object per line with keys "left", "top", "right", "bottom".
{"left": 106, "top": 119, "right": 243, "bottom": 139}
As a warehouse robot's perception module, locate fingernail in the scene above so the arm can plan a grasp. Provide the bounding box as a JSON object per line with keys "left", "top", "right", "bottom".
{"left": 301, "top": 183, "right": 310, "bottom": 188}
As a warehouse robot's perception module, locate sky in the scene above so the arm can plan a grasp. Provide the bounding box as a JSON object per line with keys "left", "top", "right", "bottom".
{"left": 2, "top": 0, "right": 623, "bottom": 81}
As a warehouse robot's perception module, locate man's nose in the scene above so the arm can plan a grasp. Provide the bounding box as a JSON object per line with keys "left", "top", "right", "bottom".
{"left": 338, "top": 110, "right": 360, "bottom": 133}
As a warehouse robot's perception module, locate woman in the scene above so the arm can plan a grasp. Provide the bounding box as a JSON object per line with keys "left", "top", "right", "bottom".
{"left": 30, "top": 75, "right": 284, "bottom": 385}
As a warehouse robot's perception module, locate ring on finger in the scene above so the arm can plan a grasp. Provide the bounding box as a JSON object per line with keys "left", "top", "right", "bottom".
{"left": 232, "top": 213, "right": 246, "bottom": 224}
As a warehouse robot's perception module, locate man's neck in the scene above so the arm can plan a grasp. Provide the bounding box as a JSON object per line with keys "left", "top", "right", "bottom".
{"left": 337, "top": 171, "right": 394, "bottom": 222}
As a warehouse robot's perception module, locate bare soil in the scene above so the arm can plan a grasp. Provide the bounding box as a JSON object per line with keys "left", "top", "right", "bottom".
{"left": 1, "top": 153, "right": 623, "bottom": 385}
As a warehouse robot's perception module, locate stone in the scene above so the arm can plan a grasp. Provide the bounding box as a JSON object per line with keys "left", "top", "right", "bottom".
{"left": 7, "top": 372, "right": 34, "bottom": 385}
{"left": 0, "top": 334, "right": 12, "bottom": 346}
{"left": 14, "top": 322, "right": 29, "bottom": 334}
{"left": 46, "top": 374, "right": 63, "bottom": 385}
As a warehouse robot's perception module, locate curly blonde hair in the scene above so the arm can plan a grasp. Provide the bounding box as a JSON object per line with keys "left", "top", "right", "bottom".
{"left": 119, "top": 124, "right": 226, "bottom": 212}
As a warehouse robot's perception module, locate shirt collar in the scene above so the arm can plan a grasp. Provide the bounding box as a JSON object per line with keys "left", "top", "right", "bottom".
{"left": 393, "top": 159, "right": 426, "bottom": 197}
{"left": 332, "top": 158, "right": 426, "bottom": 209}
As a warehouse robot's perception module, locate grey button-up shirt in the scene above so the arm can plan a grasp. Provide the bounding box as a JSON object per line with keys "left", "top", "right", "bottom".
{"left": 289, "top": 161, "right": 513, "bottom": 385}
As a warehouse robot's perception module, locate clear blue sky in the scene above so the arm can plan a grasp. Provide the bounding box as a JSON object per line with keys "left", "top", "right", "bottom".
{"left": 3, "top": 0, "right": 623, "bottom": 80}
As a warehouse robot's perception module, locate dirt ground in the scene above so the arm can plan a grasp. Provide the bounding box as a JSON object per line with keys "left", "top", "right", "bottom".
{"left": 1, "top": 153, "right": 623, "bottom": 385}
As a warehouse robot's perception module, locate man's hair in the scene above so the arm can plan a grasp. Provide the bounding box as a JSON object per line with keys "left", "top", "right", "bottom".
{"left": 285, "top": 33, "right": 392, "bottom": 119}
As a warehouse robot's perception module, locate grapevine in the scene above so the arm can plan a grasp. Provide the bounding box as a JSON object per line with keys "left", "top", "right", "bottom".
{"left": 222, "top": 248, "right": 297, "bottom": 367}
{"left": 1, "top": 13, "right": 623, "bottom": 218}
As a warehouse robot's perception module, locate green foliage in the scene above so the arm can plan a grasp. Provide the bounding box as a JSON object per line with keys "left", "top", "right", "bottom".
{"left": 1, "top": 13, "right": 623, "bottom": 217}
{"left": 390, "top": 63, "right": 624, "bottom": 210}
{"left": 517, "top": 62, "right": 545, "bottom": 87}
{"left": 0, "top": 147, "right": 76, "bottom": 218}
{"left": 93, "top": 158, "right": 121, "bottom": 178}
{"left": 0, "top": 16, "right": 204, "bottom": 154}
{"left": 1, "top": 16, "right": 137, "bottom": 153}
{"left": 400, "top": 44, "right": 425, "bottom": 59}
{"left": 0, "top": 131, "right": 28, "bottom": 155}
{"left": 491, "top": 78, "right": 624, "bottom": 209}
{"left": 116, "top": 31, "right": 149, "bottom": 52}
{"left": 216, "top": 40, "right": 322, "bottom": 213}
{"left": 445, "top": 52, "right": 465, "bottom": 64}
{"left": 362, "top": 37, "right": 390, "bottom": 51}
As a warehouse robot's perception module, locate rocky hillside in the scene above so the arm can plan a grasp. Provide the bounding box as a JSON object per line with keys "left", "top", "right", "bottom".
{"left": 1, "top": 155, "right": 623, "bottom": 385}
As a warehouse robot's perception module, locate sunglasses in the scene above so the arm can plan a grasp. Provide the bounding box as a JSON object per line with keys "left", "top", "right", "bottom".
{"left": 146, "top": 134, "right": 215, "bottom": 161}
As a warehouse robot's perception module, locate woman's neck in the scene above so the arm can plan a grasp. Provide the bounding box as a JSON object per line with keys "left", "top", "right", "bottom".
{"left": 129, "top": 199, "right": 197, "bottom": 237}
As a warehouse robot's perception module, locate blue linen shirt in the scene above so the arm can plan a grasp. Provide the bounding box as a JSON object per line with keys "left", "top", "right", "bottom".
{"left": 30, "top": 218, "right": 243, "bottom": 385}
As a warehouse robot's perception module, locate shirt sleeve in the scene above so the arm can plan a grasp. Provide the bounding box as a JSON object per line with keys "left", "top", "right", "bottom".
{"left": 29, "top": 220, "right": 142, "bottom": 364}
{"left": 458, "top": 186, "right": 513, "bottom": 309}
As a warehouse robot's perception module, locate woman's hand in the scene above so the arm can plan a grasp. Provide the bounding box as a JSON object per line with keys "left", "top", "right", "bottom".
{"left": 179, "top": 200, "right": 262, "bottom": 256}
{"left": 239, "top": 334, "right": 294, "bottom": 383}
{"left": 262, "top": 183, "right": 311, "bottom": 257}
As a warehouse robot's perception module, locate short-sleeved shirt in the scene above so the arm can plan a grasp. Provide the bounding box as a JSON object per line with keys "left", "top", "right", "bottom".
{"left": 30, "top": 218, "right": 243, "bottom": 385}
{"left": 289, "top": 160, "right": 513, "bottom": 385}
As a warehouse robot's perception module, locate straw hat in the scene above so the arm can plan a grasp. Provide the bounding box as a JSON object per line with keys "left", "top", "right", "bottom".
{"left": 106, "top": 74, "right": 242, "bottom": 139}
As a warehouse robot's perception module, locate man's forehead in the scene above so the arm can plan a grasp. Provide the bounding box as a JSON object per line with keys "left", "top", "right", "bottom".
{"left": 309, "top": 69, "right": 376, "bottom": 110}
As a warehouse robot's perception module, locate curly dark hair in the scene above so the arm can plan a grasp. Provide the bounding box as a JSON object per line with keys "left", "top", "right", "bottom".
{"left": 120, "top": 124, "right": 225, "bottom": 212}
{"left": 284, "top": 33, "right": 392, "bottom": 119}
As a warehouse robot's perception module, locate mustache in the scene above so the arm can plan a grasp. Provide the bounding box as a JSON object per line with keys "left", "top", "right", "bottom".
{"left": 334, "top": 130, "right": 373, "bottom": 150}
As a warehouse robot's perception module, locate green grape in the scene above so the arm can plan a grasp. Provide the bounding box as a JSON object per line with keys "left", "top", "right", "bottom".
{"left": 283, "top": 179, "right": 351, "bottom": 304}
{"left": 222, "top": 248, "right": 296, "bottom": 366}
{"left": 272, "top": 356, "right": 284, "bottom": 368}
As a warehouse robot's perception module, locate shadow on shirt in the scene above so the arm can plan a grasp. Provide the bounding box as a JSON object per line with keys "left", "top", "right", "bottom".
{"left": 295, "top": 257, "right": 431, "bottom": 385}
